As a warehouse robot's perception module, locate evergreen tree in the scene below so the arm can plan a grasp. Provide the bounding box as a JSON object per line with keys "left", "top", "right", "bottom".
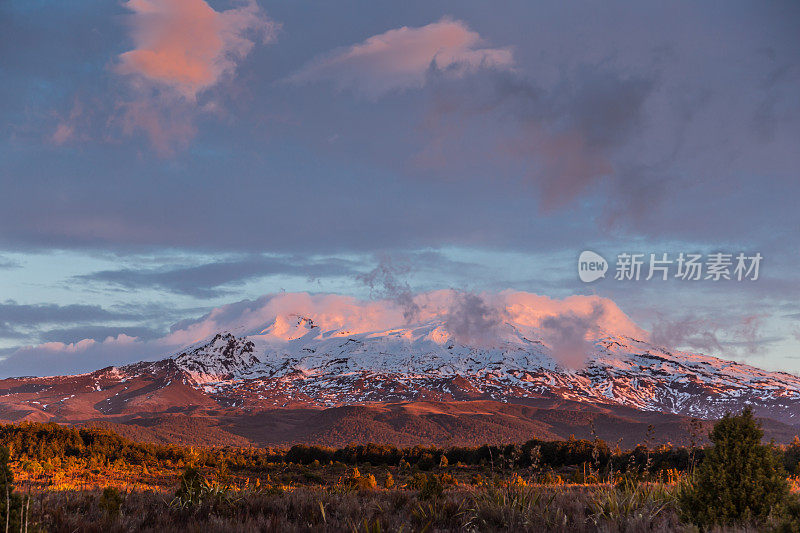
{"left": 0, "top": 446, "right": 22, "bottom": 531}
{"left": 680, "top": 407, "right": 789, "bottom": 527}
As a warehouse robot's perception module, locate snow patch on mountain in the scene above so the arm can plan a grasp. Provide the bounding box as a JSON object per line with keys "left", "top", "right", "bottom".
{"left": 143, "top": 314, "right": 800, "bottom": 422}
{"left": 174, "top": 333, "right": 258, "bottom": 383}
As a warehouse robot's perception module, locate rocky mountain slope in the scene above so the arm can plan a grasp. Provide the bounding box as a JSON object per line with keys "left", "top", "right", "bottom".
{"left": 1, "top": 314, "right": 798, "bottom": 445}
{"left": 161, "top": 319, "right": 800, "bottom": 423}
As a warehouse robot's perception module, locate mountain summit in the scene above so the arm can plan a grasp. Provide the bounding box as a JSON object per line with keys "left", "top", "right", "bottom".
{"left": 163, "top": 319, "right": 800, "bottom": 422}
{"left": 1, "top": 305, "right": 797, "bottom": 447}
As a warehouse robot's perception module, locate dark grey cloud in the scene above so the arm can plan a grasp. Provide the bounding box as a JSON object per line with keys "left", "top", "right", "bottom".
{"left": 0, "top": 301, "right": 166, "bottom": 346}
{"left": 0, "top": 323, "right": 23, "bottom": 340}
{"left": 75, "top": 255, "right": 361, "bottom": 298}
{"left": 409, "top": 5, "right": 800, "bottom": 243}
{"left": 420, "top": 60, "right": 656, "bottom": 208}
{"left": 650, "top": 315, "right": 725, "bottom": 354}
{"left": 356, "top": 251, "right": 497, "bottom": 322}
{"left": 0, "top": 301, "right": 136, "bottom": 327}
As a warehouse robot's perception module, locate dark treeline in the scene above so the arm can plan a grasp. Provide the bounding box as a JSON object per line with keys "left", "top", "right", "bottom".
{"left": 3, "top": 422, "right": 800, "bottom": 477}
{"left": 284, "top": 440, "right": 699, "bottom": 476}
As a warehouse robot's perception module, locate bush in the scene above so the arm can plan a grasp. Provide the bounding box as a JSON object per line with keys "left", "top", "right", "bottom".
{"left": 407, "top": 472, "right": 427, "bottom": 490}
{"left": 99, "top": 487, "right": 124, "bottom": 517}
{"left": 174, "top": 466, "right": 205, "bottom": 507}
{"left": 419, "top": 474, "right": 444, "bottom": 500}
{"left": 347, "top": 467, "right": 377, "bottom": 491}
{"left": 357, "top": 473, "right": 377, "bottom": 491}
{"left": 679, "top": 407, "right": 789, "bottom": 527}
{"left": 772, "top": 493, "right": 800, "bottom": 533}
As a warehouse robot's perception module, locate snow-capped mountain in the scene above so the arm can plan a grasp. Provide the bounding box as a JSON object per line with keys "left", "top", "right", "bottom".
{"left": 124, "top": 314, "right": 800, "bottom": 423}
{"left": 1, "top": 312, "right": 798, "bottom": 447}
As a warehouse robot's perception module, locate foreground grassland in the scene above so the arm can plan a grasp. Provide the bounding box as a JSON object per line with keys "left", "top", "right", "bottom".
{"left": 1, "top": 410, "right": 800, "bottom": 532}
{"left": 32, "top": 483, "right": 685, "bottom": 532}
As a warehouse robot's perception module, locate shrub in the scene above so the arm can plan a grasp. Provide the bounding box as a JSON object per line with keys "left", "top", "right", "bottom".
{"left": 347, "top": 468, "right": 376, "bottom": 491}
{"left": 99, "top": 487, "right": 124, "bottom": 517}
{"left": 357, "top": 473, "right": 377, "bottom": 491}
{"left": 384, "top": 472, "right": 395, "bottom": 489}
{"left": 614, "top": 471, "right": 641, "bottom": 491}
{"left": 588, "top": 481, "right": 676, "bottom": 526}
{"left": 772, "top": 493, "right": 800, "bottom": 533}
{"left": 346, "top": 466, "right": 361, "bottom": 486}
{"left": 679, "top": 407, "right": 789, "bottom": 527}
{"left": 407, "top": 472, "right": 427, "bottom": 490}
{"left": 419, "top": 474, "right": 444, "bottom": 501}
{"left": 174, "top": 466, "right": 205, "bottom": 507}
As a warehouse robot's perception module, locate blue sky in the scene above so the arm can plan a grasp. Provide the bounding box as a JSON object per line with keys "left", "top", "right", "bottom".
{"left": 0, "top": 0, "right": 798, "bottom": 376}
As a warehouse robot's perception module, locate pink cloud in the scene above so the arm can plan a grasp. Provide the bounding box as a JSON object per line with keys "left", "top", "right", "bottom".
{"left": 114, "top": 0, "right": 277, "bottom": 154}
{"left": 161, "top": 290, "right": 645, "bottom": 348}
{"left": 0, "top": 291, "right": 646, "bottom": 377}
{"left": 289, "top": 18, "right": 513, "bottom": 98}
{"left": 117, "top": 0, "right": 276, "bottom": 99}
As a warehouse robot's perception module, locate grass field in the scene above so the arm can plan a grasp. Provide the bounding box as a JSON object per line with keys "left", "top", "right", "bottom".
{"left": 1, "top": 417, "right": 798, "bottom": 531}
{"left": 3, "top": 453, "right": 792, "bottom": 532}
{"left": 30, "top": 482, "right": 688, "bottom": 533}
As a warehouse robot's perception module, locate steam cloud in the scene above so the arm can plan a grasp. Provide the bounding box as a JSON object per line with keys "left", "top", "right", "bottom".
{"left": 357, "top": 255, "right": 421, "bottom": 323}
{"left": 540, "top": 303, "right": 605, "bottom": 369}
{"left": 444, "top": 292, "right": 504, "bottom": 346}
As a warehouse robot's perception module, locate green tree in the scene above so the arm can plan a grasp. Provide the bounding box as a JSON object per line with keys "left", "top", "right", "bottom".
{"left": 0, "top": 446, "right": 22, "bottom": 531}
{"left": 680, "top": 407, "right": 789, "bottom": 527}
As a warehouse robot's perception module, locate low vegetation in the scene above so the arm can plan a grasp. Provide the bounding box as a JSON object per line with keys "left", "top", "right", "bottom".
{"left": 0, "top": 408, "right": 798, "bottom": 531}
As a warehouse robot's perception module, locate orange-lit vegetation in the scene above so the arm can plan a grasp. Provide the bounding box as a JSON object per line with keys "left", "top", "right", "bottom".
{"left": 1, "top": 410, "right": 800, "bottom": 531}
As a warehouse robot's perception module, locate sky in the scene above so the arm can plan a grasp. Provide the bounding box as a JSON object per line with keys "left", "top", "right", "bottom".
{"left": 0, "top": 0, "right": 798, "bottom": 377}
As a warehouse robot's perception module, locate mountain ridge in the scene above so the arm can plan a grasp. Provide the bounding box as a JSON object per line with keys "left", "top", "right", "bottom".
{"left": 1, "top": 315, "right": 798, "bottom": 446}
{"left": 153, "top": 319, "right": 800, "bottom": 423}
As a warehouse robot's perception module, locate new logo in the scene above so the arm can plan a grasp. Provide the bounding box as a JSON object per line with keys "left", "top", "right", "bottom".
{"left": 578, "top": 250, "right": 608, "bottom": 283}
